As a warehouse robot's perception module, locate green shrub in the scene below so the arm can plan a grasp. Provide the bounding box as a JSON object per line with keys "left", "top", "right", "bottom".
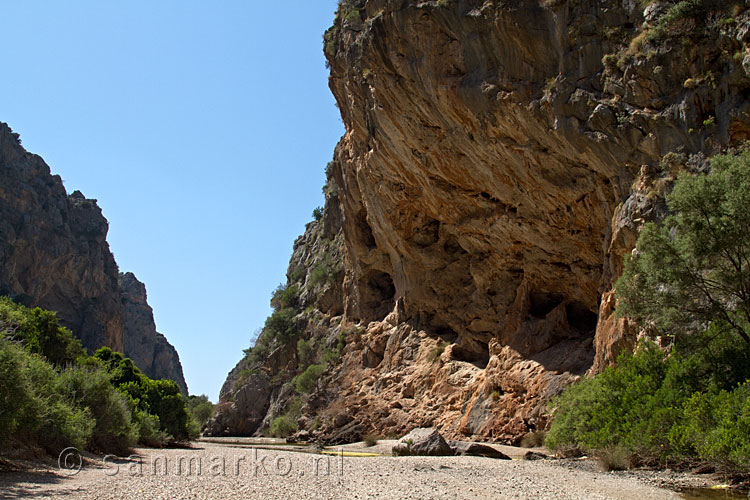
{"left": 0, "top": 339, "right": 95, "bottom": 453}
{"left": 428, "top": 342, "right": 448, "bottom": 363}
{"left": 597, "top": 445, "right": 631, "bottom": 471}
{"left": 0, "top": 339, "right": 34, "bottom": 442}
{"left": 364, "top": 434, "right": 379, "bottom": 447}
{"left": 671, "top": 382, "right": 750, "bottom": 467}
{"left": 546, "top": 343, "right": 671, "bottom": 453}
{"left": 94, "top": 347, "right": 191, "bottom": 443}
{"left": 56, "top": 365, "right": 137, "bottom": 454}
{"left": 270, "top": 415, "right": 298, "bottom": 438}
{"left": 312, "top": 207, "right": 324, "bottom": 221}
{"left": 0, "top": 297, "right": 86, "bottom": 365}
{"left": 547, "top": 326, "right": 750, "bottom": 468}
{"left": 297, "top": 338, "right": 315, "bottom": 368}
{"left": 0, "top": 301, "right": 192, "bottom": 454}
{"left": 520, "top": 431, "right": 547, "bottom": 448}
{"left": 270, "top": 284, "right": 300, "bottom": 311}
{"left": 294, "top": 364, "right": 325, "bottom": 394}
{"left": 133, "top": 410, "right": 169, "bottom": 447}
{"left": 185, "top": 395, "right": 214, "bottom": 440}
{"left": 264, "top": 308, "right": 300, "bottom": 343}
{"left": 187, "top": 395, "right": 215, "bottom": 428}
{"left": 144, "top": 379, "right": 189, "bottom": 441}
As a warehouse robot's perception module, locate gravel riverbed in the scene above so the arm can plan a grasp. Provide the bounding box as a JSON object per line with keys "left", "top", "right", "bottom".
{"left": 0, "top": 441, "right": 724, "bottom": 499}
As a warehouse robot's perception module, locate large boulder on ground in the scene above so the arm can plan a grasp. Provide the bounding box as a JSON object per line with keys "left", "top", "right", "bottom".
{"left": 449, "top": 441, "right": 511, "bottom": 459}
{"left": 392, "top": 428, "right": 453, "bottom": 456}
{"left": 323, "top": 420, "right": 364, "bottom": 445}
{"left": 523, "top": 451, "right": 549, "bottom": 461}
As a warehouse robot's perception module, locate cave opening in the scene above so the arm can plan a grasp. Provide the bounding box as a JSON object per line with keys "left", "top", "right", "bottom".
{"left": 356, "top": 210, "right": 377, "bottom": 250}
{"left": 361, "top": 270, "right": 396, "bottom": 322}
{"left": 452, "top": 340, "right": 490, "bottom": 369}
{"left": 565, "top": 301, "right": 598, "bottom": 333}
{"left": 529, "top": 291, "right": 565, "bottom": 318}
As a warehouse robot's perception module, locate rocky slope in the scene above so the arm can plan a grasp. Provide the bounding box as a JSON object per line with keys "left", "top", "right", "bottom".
{"left": 209, "top": 0, "right": 750, "bottom": 442}
{"left": 0, "top": 122, "right": 187, "bottom": 393}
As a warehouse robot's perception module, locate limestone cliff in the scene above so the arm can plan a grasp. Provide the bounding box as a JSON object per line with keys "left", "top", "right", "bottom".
{"left": 120, "top": 272, "right": 188, "bottom": 395}
{"left": 210, "top": 0, "right": 750, "bottom": 442}
{"left": 0, "top": 122, "right": 187, "bottom": 393}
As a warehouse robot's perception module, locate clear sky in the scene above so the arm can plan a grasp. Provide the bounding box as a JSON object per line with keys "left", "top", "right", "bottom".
{"left": 0, "top": 1, "right": 343, "bottom": 401}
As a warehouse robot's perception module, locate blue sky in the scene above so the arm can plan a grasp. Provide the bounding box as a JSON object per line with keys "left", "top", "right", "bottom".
{"left": 0, "top": 1, "right": 343, "bottom": 400}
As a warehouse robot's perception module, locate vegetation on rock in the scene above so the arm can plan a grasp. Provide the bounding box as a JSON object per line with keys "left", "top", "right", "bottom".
{"left": 547, "top": 152, "right": 750, "bottom": 470}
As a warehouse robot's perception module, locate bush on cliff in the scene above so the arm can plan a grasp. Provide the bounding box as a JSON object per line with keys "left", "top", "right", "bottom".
{"left": 294, "top": 363, "right": 325, "bottom": 394}
{"left": 0, "top": 297, "right": 86, "bottom": 366}
{"left": 617, "top": 151, "right": 750, "bottom": 346}
{"left": 270, "top": 283, "right": 300, "bottom": 310}
{"left": 264, "top": 307, "right": 300, "bottom": 343}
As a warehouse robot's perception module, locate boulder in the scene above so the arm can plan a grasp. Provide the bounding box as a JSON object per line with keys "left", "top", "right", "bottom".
{"left": 449, "top": 441, "right": 511, "bottom": 460}
{"left": 523, "top": 451, "right": 549, "bottom": 461}
{"left": 286, "top": 430, "right": 311, "bottom": 443}
{"left": 392, "top": 428, "right": 453, "bottom": 457}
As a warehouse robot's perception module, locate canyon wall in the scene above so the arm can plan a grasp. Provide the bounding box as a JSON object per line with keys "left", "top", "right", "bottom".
{"left": 0, "top": 122, "right": 187, "bottom": 394}
{"left": 209, "top": 0, "right": 750, "bottom": 442}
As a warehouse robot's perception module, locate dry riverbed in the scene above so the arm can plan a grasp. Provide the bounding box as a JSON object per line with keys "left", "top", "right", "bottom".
{"left": 0, "top": 440, "right": 738, "bottom": 500}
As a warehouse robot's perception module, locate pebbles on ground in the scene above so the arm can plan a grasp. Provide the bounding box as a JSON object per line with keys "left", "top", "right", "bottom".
{"left": 0, "top": 443, "right": 692, "bottom": 500}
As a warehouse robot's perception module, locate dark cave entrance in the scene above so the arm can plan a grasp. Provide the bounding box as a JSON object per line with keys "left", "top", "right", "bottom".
{"left": 360, "top": 270, "right": 396, "bottom": 322}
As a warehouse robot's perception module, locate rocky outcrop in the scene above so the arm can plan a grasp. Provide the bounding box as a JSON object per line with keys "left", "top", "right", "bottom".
{"left": 120, "top": 272, "right": 188, "bottom": 395}
{"left": 211, "top": 0, "right": 750, "bottom": 442}
{"left": 0, "top": 122, "right": 187, "bottom": 392}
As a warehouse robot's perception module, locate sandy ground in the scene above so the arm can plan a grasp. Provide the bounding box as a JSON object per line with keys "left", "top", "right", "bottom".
{"left": 0, "top": 441, "right": 724, "bottom": 500}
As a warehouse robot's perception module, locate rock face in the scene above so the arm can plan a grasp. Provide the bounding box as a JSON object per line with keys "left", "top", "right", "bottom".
{"left": 120, "top": 272, "right": 188, "bottom": 395}
{"left": 0, "top": 124, "right": 124, "bottom": 353}
{"left": 210, "top": 0, "right": 750, "bottom": 442}
{"left": 0, "top": 122, "right": 187, "bottom": 392}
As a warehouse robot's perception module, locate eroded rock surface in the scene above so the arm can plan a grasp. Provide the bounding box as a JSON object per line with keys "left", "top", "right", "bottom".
{"left": 211, "top": 0, "right": 750, "bottom": 442}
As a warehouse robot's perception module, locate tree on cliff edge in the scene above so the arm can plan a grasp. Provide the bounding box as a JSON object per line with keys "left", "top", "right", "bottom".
{"left": 616, "top": 151, "right": 750, "bottom": 345}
